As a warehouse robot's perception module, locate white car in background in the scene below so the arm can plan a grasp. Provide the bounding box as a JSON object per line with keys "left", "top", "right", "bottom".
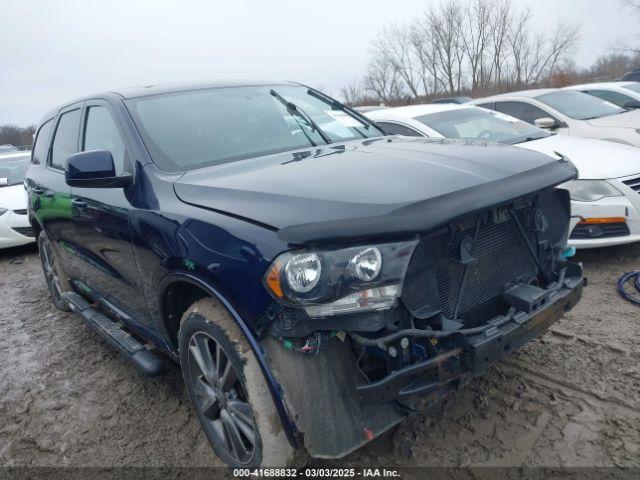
{"left": 470, "top": 88, "right": 640, "bottom": 147}
{"left": 0, "top": 151, "right": 35, "bottom": 248}
{"left": 367, "top": 103, "right": 640, "bottom": 248}
{"left": 564, "top": 81, "right": 640, "bottom": 111}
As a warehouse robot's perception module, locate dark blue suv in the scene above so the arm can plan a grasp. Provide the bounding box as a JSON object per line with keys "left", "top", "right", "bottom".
{"left": 26, "top": 81, "right": 583, "bottom": 467}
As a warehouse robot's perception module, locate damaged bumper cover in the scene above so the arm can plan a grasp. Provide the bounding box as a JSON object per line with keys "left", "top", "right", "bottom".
{"left": 356, "top": 266, "right": 584, "bottom": 405}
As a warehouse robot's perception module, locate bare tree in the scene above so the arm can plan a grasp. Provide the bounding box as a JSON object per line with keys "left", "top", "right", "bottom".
{"left": 622, "top": 1, "right": 640, "bottom": 53}
{"left": 340, "top": 80, "right": 364, "bottom": 106}
{"left": 530, "top": 23, "right": 580, "bottom": 83}
{"left": 489, "top": 0, "right": 514, "bottom": 87}
{"left": 363, "top": 54, "right": 404, "bottom": 103}
{"left": 409, "top": 21, "right": 442, "bottom": 97}
{"left": 346, "top": 0, "right": 582, "bottom": 102}
{"left": 428, "top": 0, "right": 465, "bottom": 95}
{"left": 623, "top": 0, "right": 640, "bottom": 12}
{"left": 460, "top": 0, "right": 494, "bottom": 92}
{"left": 371, "top": 24, "right": 422, "bottom": 98}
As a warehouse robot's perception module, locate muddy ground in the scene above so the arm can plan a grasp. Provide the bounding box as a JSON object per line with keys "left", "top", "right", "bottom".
{"left": 1, "top": 243, "right": 639, "bottom": 470}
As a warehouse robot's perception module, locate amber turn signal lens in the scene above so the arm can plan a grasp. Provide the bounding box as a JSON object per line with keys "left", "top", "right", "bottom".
{"left": 265, "top": 260, "right": 284, "bottom": 298}
{"left": 578, "top": 217, "right": 626, "bottom": 225}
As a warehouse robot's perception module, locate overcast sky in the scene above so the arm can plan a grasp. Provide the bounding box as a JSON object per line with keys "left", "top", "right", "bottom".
{"left": 1, "top": 0, "right": 638, "bottom": 126}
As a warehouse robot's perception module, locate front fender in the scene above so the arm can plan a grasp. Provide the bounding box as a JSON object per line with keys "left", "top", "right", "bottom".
{"left": 157, "top": 272, "right": 300, "bottom": 449}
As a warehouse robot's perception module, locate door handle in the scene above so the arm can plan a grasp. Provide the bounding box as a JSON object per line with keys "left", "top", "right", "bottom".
{"left": 32, "top": 188, "right": 45, "bottom": 195}
{"left": 71, "top": 198, "right": 87, "bottom": 209}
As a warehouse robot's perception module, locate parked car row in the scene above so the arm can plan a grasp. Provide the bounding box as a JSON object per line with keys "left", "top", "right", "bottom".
{"left": 0, "top": 150, "right": 35, "bottom": 248}
{"left": 360, "top": 81, "right": 640, "bottom": 248}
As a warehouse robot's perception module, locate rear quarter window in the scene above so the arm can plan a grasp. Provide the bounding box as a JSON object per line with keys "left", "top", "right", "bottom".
{"left": 32, "top": 119, "right": 54, "bottom": 165}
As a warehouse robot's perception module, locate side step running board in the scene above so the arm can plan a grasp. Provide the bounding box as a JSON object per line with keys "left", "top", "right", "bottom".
{"left": 64, "top": 292, "right": 166, "bottom": 377}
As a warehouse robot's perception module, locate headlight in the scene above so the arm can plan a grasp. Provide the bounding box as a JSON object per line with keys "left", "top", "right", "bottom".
{"left": 560, "top": 180, "right": 623, "bottom": 202}
{"left": 0, "top": 208, "right": 7, "bottom": 217}
{"left": 264, "top": 240, "right": 418, "bottom": 317}
{"left": 285, "top": 253, "right": 322, "bottom": 293}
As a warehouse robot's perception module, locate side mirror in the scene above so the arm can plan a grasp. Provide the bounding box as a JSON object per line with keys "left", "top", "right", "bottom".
{"left": 65, "top": 150, "right": 131, "bottom": 188}
{"left": 534, "top": 117, "right": 557, "bottom": 129}
{"left": 623, "top": 100, "right": 640, "bottom": 110}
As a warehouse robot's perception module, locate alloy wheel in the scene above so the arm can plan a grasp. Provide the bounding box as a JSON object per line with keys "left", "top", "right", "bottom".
{"left": 187, "top": 331, "right": 257, "bottom": 465}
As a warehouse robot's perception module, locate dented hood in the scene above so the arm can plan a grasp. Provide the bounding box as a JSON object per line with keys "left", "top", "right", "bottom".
{"left": 174, "top": 137, "right": 577, "bottom": 244}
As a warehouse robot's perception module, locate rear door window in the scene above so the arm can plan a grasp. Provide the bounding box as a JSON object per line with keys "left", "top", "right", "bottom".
{"left": 50, "top": 109, "right": 81, "bottom": 170}
{"left": 32, "top": 119, "right": 54, "bottom": 165}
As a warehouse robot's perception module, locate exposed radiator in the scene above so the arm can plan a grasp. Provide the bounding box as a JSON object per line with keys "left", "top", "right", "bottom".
{"left": 435, "top": 209, "right": 537, "bottom": 325}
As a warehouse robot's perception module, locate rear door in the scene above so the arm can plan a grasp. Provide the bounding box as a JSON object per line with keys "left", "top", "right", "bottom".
{"left": 69, "top": 100, "right": 151, "bottom": 325}
{"left": 26, "top": 106, "right": 80, "bottom": 269}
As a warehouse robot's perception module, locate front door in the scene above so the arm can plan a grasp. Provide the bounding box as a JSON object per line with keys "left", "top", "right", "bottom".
{"left": 69, "top": 100, "right": 151, "bottom": 326}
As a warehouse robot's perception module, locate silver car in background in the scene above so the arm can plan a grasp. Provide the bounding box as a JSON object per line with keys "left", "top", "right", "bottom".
{"left": 471, "top": 88, "right": 640, "bottom": 147}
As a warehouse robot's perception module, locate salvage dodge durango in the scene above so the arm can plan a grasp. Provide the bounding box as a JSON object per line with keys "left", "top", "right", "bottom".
{"left": 26, "top": 81, "right": 584, "bottom": 467}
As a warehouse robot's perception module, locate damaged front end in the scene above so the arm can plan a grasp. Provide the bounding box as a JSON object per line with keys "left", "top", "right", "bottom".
{"left": 260, "top": 187, "right": 583, "bottom": 459}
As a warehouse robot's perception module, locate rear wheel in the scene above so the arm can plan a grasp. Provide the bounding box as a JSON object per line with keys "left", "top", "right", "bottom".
{"left": 178, "top": 297, "right": 303, "bottom": 467}
{"left": 38, "top": 231, "right": 71, "bottom": 311}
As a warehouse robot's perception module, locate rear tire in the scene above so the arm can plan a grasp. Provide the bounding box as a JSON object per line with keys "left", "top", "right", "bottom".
{"left": 178, "top": 297, "right": 304, "bottom": 468}
{"left": 38, "top": 231, "right": 71, "bottom": 312}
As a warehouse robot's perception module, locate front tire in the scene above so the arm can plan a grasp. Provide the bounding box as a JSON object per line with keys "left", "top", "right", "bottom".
{"left": 178, "top": 297, "right": 302, "bottom": 468}
{"left": 38, "top": 231, "right": 71, "bottom": 312}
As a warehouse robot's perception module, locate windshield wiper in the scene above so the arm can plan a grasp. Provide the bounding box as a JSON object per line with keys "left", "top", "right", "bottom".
{"left": 306, "top": 88, "right": 382, "bottom": 134}
{"left": 270, "top": 89, "right": 332, "bottom": 145}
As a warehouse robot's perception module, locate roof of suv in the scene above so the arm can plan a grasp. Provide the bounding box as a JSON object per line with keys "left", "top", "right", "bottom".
{"left": 39, "top": 80, "right": 297, "bottom": 123}
{"left": 110, "top": 80, "right": 295, "bottom": 99}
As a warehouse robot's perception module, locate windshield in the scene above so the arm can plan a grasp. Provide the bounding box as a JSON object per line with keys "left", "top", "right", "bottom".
{"left": 126, "top": 85, "right": 383, "bottom": 171}
{"left": 623, "top": 83, "right": 640, "bottom": 95}
{"left": 414, "top": 108, "right": 549, "bottom": 145}
{"left": 0, "top": 153, "right": 30, "bottom": 187}
{"left": 536, "top": 90, "right": 624, "bottom": 120}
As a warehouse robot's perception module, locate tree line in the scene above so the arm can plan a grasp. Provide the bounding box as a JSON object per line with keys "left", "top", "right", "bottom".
{"left": 341, "top": 0, "right": 639, "bottom": 106}
{"left": 0, "top": 124, "right": 36, "bottom": 149}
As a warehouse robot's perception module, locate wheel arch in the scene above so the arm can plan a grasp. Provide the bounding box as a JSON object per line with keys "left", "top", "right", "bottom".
{"left": 29, "top": 214, "right": 43, "bottom": 239}
{"left": 157, "top": 271, "right": 299, "bottom": 449}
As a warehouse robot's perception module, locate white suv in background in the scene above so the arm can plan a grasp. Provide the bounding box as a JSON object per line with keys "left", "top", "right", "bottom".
{"left": 0, "top": 151, "right": 35, "bottom": 248}
{"left": 564, "top": 82, "right": 640, "bottom": 110}
{"left": 366, "top": 103, "right": 640, "bottom": 248}
{"left": 471, "top": 88, "right": 640, "bottom": 147}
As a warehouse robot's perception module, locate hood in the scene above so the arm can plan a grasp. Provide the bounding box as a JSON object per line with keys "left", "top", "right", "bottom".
{"left": 0, "top": 184, "right": 28, "bottom": 210}
{"left": 515, "top": 134, "right": 640, "bottom": 180}
{"left": 585, "top": 109, "right": 640, "bottom": 128}
{"left": 174, "top": 137, "right": 577, "bottom": 244}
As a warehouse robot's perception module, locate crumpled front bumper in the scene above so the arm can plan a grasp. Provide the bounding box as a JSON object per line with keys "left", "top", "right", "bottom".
{"left": 356, "top": 266, "right": 584, "bottom": 406}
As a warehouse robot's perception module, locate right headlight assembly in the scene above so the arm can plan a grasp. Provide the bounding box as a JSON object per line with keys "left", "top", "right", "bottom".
{"left": 263, "top": 240, "right": 419, "bottom": 318}
{"left": 560, "top": 180, "right": 623, "bottom": 202}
